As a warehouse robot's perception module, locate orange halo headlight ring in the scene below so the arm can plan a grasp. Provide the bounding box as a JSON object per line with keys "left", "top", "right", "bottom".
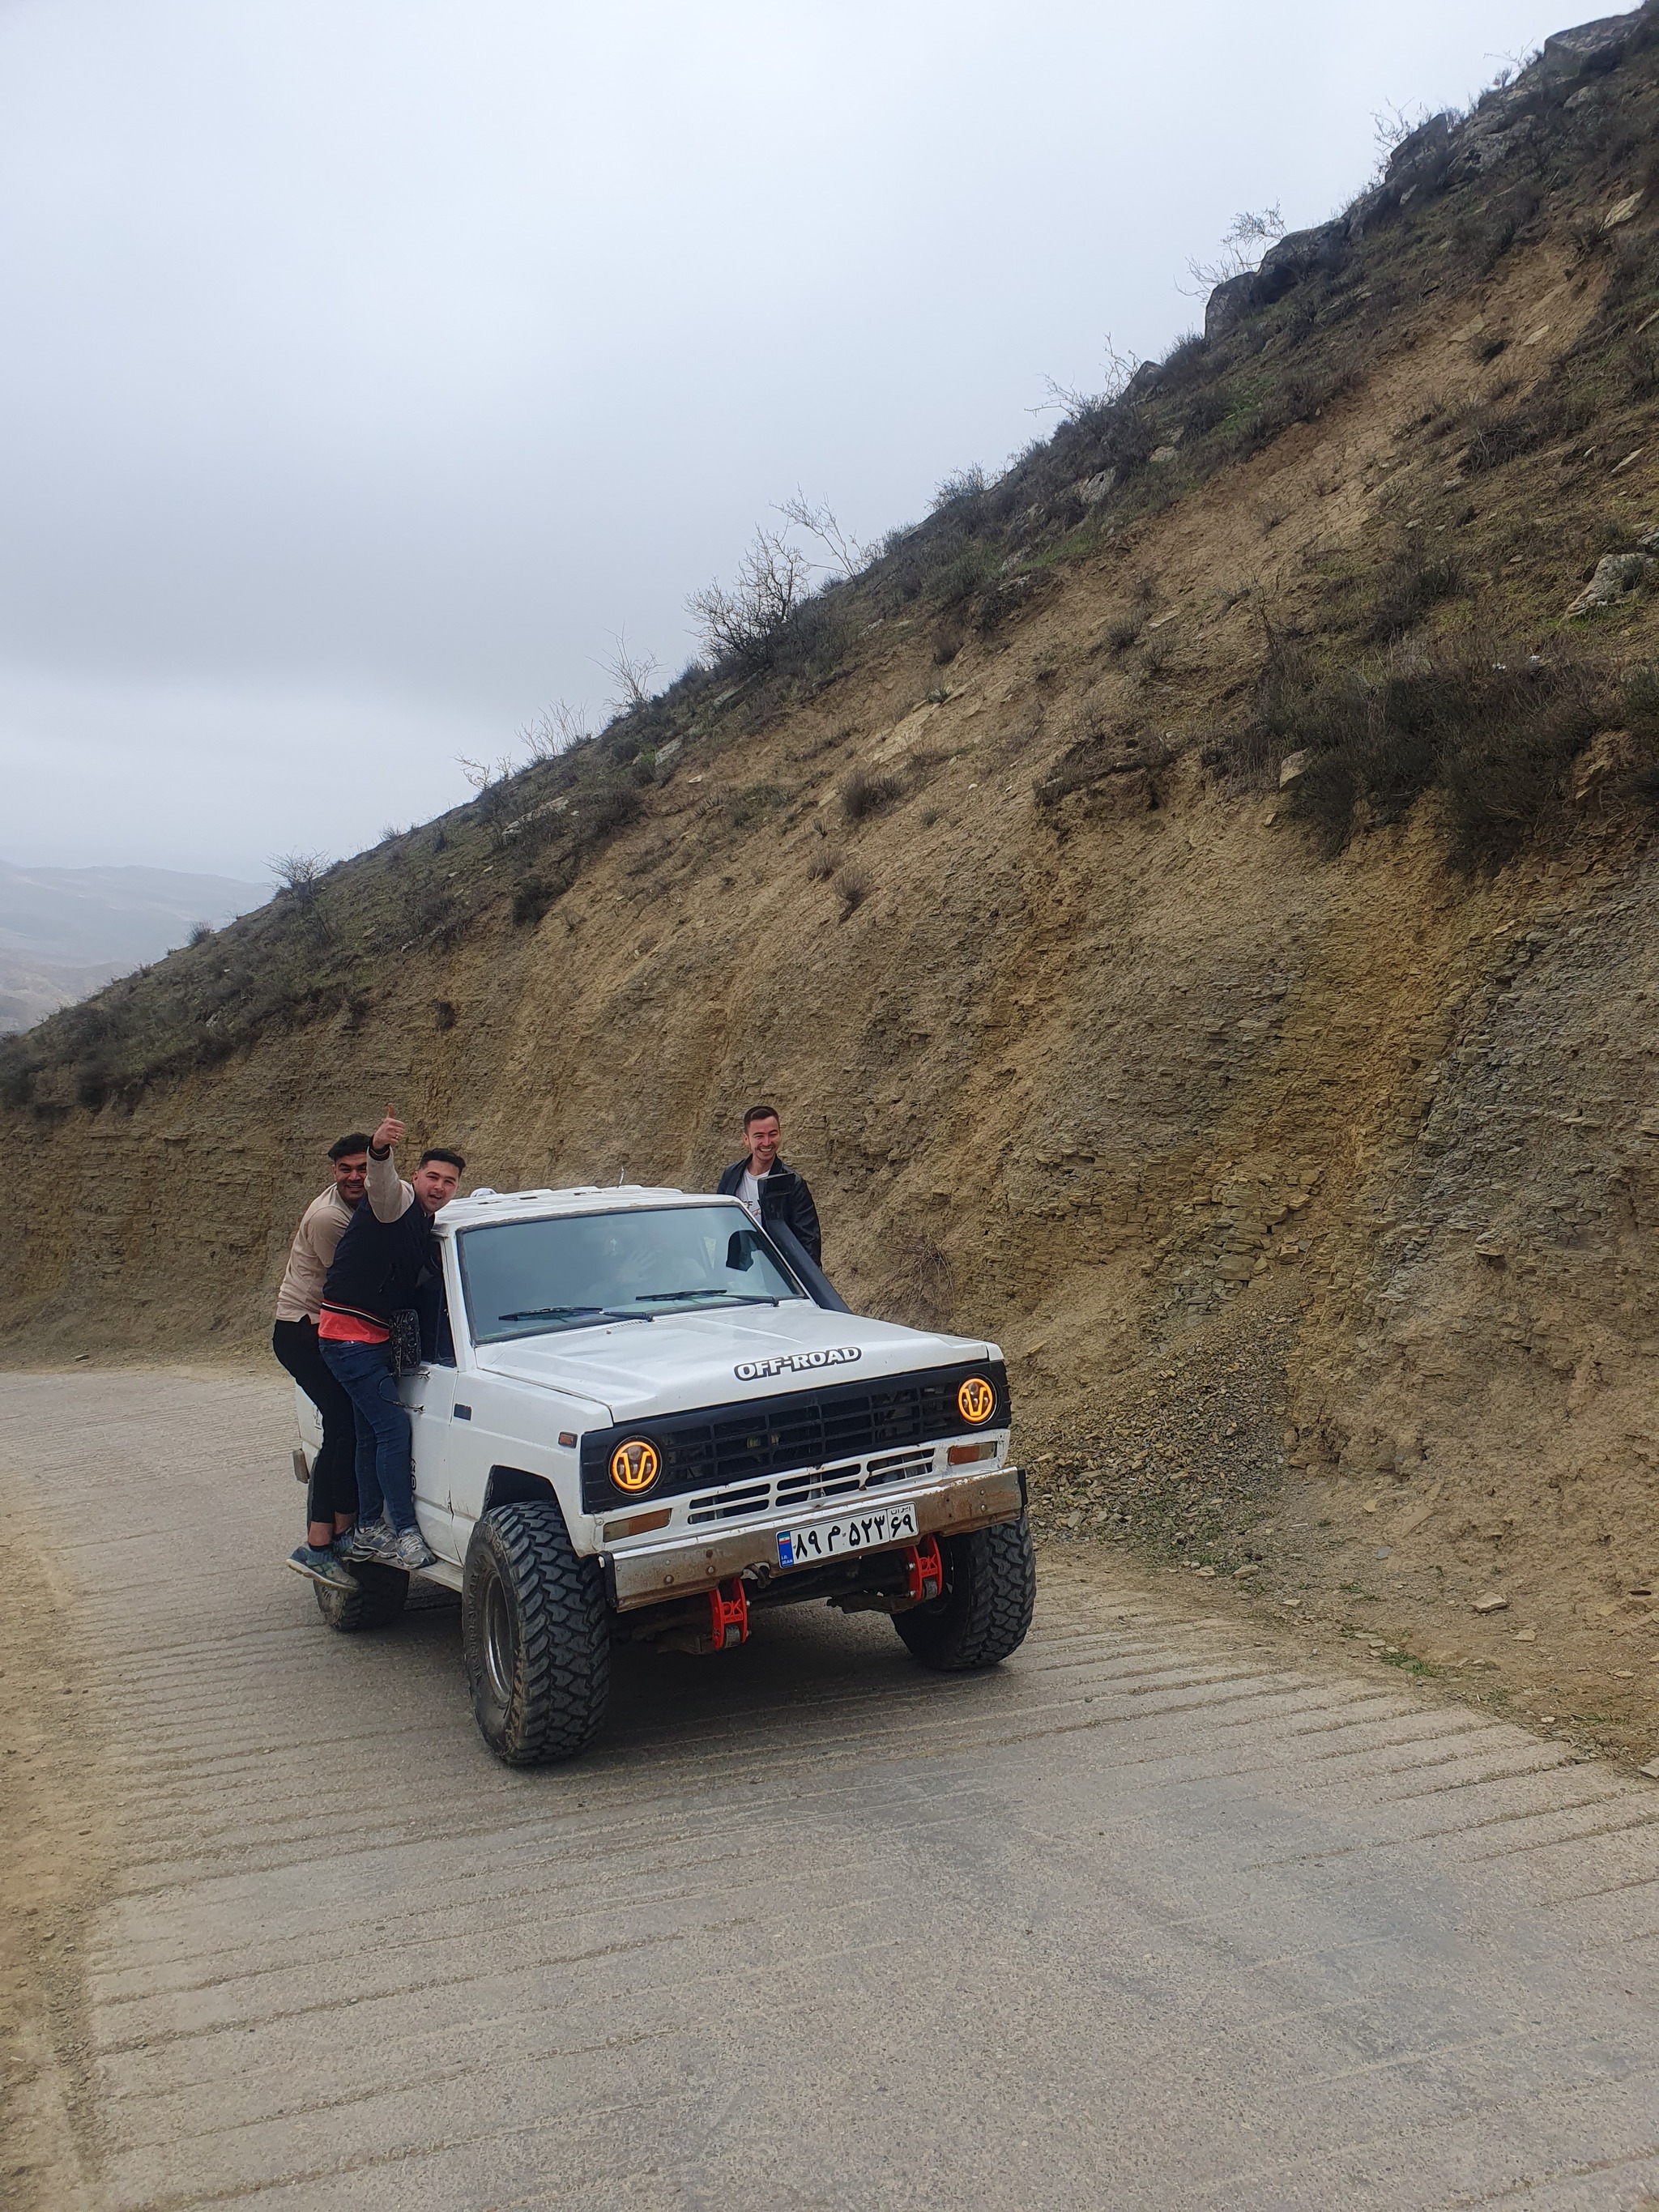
{"left": 957, "top": 1376, "right": 997, "bottom": 1426}
{"left": 609, "top": 1438, "right": 662, "bottom": 1494}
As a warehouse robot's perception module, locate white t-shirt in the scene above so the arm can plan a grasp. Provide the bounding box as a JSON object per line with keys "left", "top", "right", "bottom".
{"left": 739, "top": 1167, "right": 764, "bottom": 1225}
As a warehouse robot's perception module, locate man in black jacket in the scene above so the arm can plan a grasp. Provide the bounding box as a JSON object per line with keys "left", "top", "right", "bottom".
{"left": 716, "top": 1103, "right": 822, "bottom": 1265}
{"left": 318, "top": 1106, "right": 464, "bottom": 1573}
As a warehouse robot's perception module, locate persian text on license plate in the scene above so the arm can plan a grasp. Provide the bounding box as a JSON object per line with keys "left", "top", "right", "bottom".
{"left": 776, "top": 1501, "right": 919, "bottom": 1568}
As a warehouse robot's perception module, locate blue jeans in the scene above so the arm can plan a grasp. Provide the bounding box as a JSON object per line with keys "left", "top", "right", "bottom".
{"left": 319, "top": 1337, "right": 417, "bottom": 1534}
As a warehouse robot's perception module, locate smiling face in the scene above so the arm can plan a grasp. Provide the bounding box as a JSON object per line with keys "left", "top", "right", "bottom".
{"left": 744, "top": 1115, "right": 781, "bottom": 1173}
{"left": 412, "top": 1157, "right": 461, "bottom": 1214}
{"left": 331, "top": 1151, "right": 368, "bottom": 1206}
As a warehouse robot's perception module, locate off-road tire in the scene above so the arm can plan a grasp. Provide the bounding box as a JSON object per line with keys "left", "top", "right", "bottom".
{"left": 313, "top": 1559, "right": 410, "bottom": 1634}
{"left": 893, "top": 1514, "right": 1035, "bottom": 1671}
{"left": 463, "top": 1502, "right": 611, "bottom": 1765}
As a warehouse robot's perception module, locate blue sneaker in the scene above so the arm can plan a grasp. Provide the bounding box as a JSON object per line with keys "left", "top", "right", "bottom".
{"left": 288, "top": 1543, "right": 359, "bottom": 1592}
{"left": 385, "top": 1526, "right": 437, "bottom": 1572}
{"left": 339, "top": 1516, "right": 393, "bottom": 1563}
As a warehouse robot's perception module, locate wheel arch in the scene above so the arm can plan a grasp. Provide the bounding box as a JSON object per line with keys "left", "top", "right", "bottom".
{"left": 483, "top": 1464, "right": 560, "bottom": 1515}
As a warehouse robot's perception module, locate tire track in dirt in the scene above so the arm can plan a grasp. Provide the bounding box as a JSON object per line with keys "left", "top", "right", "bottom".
{"left": 6, "top": 1365, "right": 1659, "bottom": 2212}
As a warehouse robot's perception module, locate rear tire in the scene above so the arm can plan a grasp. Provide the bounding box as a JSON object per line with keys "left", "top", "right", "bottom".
{"left": 313, "top": 1559, "right": 410, "bottom": 1634}
{"left": 463, "top": 1503, "right": 611, "bottom": 1765}
{"left": 893, "top": 1515, "right": 1035, "bottom": 1670}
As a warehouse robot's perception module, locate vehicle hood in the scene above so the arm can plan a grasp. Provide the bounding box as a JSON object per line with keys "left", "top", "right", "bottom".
{"left": 470, "top": 1302, "right": 998, "bottom": 1423}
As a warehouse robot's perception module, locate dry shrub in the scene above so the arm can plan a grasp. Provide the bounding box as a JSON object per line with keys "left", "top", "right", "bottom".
{"left": 1230, "top": 637, "right": 1628, "bottom": 869}
{"left": 841, "top": 766, "right": 904, "bottom": 823}
{"left": 874, "top": 1231, "right": 957, "bottom": 1329}
{"left": 834, "top": 860, "right": 872, "bottom": 919}
{"left": 1360, "top": 549, "right": 1465, "bottom": 642}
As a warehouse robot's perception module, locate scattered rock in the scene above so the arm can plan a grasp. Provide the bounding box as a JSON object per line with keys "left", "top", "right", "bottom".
{"left": 1277, "top": 750, "right": 1308, "bottom": 788}
{"left": 1567, "top": 549, "right": 1653, "bottom": 617}
{"left": 1149, "top": 445, "right": 1180, "bottom": 467}
{"left": 1513, "top": 1627, "right": 1537, "bottom": 1642}
{"left": 1641, "top": 1762, "right": 1659, "bottom": 1781}
{"left": 1473, "top": 1593, "right": 1510, "bottom": 1614}
{"left": 1233, "top": 1562, "right": 1261, "bottom": 1579}
{"left": 1604, "top": 192, "right": 1644, "bottom": 231}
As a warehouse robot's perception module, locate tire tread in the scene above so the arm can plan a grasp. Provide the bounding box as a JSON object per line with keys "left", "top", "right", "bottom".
{"left": 464, "top": 1503, "right": 610, "bottom": 1764}
{"left": 893, "top": 1515, "right": 1035, "bottom": 1671}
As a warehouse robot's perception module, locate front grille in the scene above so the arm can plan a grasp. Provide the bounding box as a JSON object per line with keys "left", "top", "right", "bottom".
{"left": 580, "top": 1359, "right": 1009, "bottom": 1514}
{"left": 680, "top": 1446, "right": 939, "bottom": 1529}
{"left": 687, "top": 1480, "right": 773, "bottom": 1525}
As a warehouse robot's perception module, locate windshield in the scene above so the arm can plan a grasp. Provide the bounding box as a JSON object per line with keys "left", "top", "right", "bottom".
{"left": 458, "top": 1203, "right": 808, "bottom": 1345}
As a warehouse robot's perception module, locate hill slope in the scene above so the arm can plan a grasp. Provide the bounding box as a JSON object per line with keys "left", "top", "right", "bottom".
{"left": 8, "top": 5, "right": 1659, "bottom": 1761}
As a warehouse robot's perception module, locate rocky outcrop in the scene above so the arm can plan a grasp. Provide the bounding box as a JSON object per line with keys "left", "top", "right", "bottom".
{"left": 1205, "top": 2, "right": 1658, "bottom": 342}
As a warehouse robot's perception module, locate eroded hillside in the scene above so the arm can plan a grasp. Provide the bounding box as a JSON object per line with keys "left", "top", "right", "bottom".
{"left": 8, "top": 6, "right": 1659, "bottom": 1762}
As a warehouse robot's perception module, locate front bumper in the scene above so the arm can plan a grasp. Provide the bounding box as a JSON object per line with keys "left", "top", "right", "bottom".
{"left": 603, "top": 1463, "right": 1026, "bottom": 1612}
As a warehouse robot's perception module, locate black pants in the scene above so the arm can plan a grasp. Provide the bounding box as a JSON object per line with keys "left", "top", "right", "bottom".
{"left": 271, "top": 1318, "right": 360, "bottom": 1528}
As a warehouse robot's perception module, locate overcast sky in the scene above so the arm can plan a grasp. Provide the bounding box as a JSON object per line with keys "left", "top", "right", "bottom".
{"left": 0, "top": 0, "right": 1600, "bottom": 879}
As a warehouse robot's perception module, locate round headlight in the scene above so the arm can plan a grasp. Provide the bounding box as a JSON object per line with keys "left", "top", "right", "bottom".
{"left": 957, "top": 1376, "right": 996, "bottom": 1425}
{"left": 610, "top": 1438, "right": 661, "bottom": 1494}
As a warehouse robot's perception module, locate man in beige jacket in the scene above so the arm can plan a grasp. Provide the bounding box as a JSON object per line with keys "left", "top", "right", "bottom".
{"left": 273, "top": 1132, "right": 372, "bottom": 1589}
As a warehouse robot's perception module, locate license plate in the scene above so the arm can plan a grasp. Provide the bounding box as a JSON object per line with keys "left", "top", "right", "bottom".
{"left": 776, "top": 1500, "right": 919, "bottom": 1568}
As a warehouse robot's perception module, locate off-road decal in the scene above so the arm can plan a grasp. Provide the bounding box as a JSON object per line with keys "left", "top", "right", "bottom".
{"left": 734, "top": 1347, "right": 863, "bottom": 1381}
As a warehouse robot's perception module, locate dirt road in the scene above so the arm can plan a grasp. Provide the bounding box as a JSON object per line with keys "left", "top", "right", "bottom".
{"left": 4, "top": 1368, "right": 1659, "bottom": 2211}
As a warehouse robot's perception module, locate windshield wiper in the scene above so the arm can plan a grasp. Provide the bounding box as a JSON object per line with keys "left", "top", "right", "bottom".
{"left": 638, "top": 1289, "right": 782, "bottom": 1306}
{"left": 498, "top": 1306, "right": 603, "bottom": 1322}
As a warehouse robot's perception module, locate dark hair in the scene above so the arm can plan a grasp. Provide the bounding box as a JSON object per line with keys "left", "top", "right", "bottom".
{"left": 419, "top": 1147, "right": 467, "bottom": 1174}
{"left": 742, "top": 1102, "right": 780, "bottom": 1130}
{"left": 328, "top": 1132, "right": 373, "bottom": 1161}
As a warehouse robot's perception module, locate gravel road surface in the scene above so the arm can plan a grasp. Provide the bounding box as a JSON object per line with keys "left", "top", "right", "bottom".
{"left": 3, "top": 1369, "right": 1658, "bottom": 2212}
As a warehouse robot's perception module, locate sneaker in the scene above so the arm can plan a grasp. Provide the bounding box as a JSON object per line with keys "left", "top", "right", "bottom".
{"left": 384, "top": 1526, "right": 437, "bottom": 1572}
{"left": 287, "top": 1543, "right": 359, "bottom": 1592}
{"left": 339, "top": 1515, "right": 393, "bottom": 1563}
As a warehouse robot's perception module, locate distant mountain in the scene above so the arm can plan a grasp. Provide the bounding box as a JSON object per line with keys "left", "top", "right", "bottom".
{"left": 0, "top": 861, "right": 269, "bottom": 1032}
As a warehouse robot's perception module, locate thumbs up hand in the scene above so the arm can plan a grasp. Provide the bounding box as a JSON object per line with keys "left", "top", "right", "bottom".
{"left": 372, "top": 1106, "right": 405, "bottom": 1153}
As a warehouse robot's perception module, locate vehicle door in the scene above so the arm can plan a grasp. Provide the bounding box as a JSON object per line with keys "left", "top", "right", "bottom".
{"left": 398, "top": 1262, "right": 463, "bottom": 1561}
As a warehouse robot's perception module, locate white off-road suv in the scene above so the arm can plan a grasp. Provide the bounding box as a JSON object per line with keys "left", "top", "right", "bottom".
{"left": 291, "top": 1183, "right": 1033, "bottom": 1763}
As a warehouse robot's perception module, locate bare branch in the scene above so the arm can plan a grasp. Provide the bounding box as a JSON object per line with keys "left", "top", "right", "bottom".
{"left": 1371, "top": 101, "right": 1430, "bottom": 160}
{"left": 268, "top": 850, "right": 328, "bottom": 904}
{"left": 1028, "top": 334, "right": 1144, "bottom": 422}
{"left": 595, "top": 629, "right": 662, "bottom": 714}
{"left": 774, "top": 490, "right": 876, "bottom": 579}
{"left": 520, "top": 701, "right": 592, "bottom": 761}
{"left": 686, "top": 527, "right": 812, "bottom": 671}
{"left": 1177, "top": 204, "right": 1286, "bottom": 298}
{"left": 457, "top": 755, "right": 497, "bottom": 793}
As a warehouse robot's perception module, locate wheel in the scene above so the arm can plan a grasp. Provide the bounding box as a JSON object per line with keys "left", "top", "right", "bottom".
{"left": 313, "top": 1559, "right": 409, "bottom": 1634}
{"left": 463, "top": 1502, "right": 611, "bottom": 1765}
{"left": 893, "top": 1515, "right": 1035, "bottom": 1671}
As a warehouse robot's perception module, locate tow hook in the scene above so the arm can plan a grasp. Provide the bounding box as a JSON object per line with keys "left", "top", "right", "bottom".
{"left": 903, "top": 1536, "right": 945, "bottom": 1605}
{"left": 708, "top": 1577, "right": 749, "bottom": 1651}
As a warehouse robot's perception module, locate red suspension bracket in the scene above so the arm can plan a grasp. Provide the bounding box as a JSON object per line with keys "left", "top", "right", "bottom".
{"left": 707, "top": 1577, "right": 750, "bottom": 1651}
{"left": 902, "top": 1536, "right": 945, "bottom": 1606}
